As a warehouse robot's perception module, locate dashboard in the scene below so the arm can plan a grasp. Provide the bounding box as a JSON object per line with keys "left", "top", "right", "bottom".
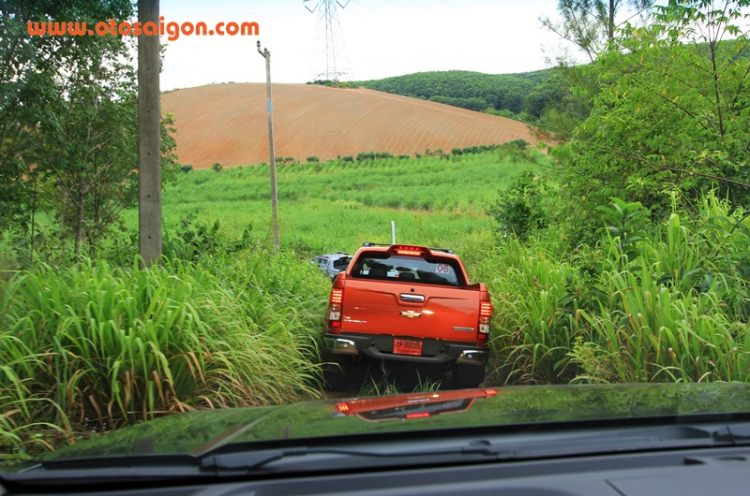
{"left": 4, "top": 445, "right": 750, "bottom": 496}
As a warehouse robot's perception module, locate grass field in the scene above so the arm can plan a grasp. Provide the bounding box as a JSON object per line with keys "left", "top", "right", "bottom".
{"left": 6, "top": 147, "right": 750, "bottom": 462}
{"left": 122, "top": 147, "right": 548, "bottom": 256}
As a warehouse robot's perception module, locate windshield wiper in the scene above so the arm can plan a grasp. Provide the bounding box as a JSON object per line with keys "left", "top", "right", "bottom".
{"left": 9, "top": 420, "right": 750, "bottom": 485}
{"left": 710, "top": 423, "right": 750, "bottom": 444}
{"left": 199, "top": 422, "right": 750, "bottom": 474}
{"left": 200, "top": 442, "right": 499, "bottom": 472}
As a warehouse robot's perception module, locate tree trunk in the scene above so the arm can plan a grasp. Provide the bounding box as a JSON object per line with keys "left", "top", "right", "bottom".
{"left": 29, "top": 178, "right": 37, "bottom": 262}
{"left": 75, "top": 189, "right": 85, "bottom": 256}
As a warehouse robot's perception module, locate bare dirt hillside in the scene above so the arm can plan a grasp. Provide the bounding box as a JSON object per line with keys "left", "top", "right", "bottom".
{"left": 162, "top": 83, "right": 543, "bottom": 170}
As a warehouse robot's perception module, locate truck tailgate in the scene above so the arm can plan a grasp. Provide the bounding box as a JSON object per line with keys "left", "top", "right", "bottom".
{"left": 340, "top": 279, "right": 480, "bottom": 343}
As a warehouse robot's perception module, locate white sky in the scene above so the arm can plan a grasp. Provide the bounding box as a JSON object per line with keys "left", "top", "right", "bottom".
{"left": 158, "top": 0, "right": 580, "bottom": 90}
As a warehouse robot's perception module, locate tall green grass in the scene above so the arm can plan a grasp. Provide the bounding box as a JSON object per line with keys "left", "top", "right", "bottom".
{"left": 0, "top": 249, "right": 330, "bottom": 462}
{"left": 472, "top": 237, "right": 581, "bottom": 384}
{"left": 484, "top": 193, "right": 750, "bottom": 385}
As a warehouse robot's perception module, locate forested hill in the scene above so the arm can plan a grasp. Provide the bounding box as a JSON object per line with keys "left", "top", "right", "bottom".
{"left": 355, "top": 69, "right": 563, "bottom": 121}
{"left": 353, "top": 37, "right": 749, "bottom": 122}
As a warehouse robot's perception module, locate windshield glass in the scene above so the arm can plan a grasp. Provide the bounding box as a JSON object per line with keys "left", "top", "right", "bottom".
{"left": 2, "top": 0, "right": 750, "bottom": 479}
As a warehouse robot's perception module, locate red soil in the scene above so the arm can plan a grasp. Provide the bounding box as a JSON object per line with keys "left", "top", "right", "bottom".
{"left": 162, "top": 83, "right": 544, "bottom": 170}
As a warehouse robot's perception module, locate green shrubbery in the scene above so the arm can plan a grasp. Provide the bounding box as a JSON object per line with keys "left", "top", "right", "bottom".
{"left": 308, "top": 80, "right": 358, "bottom": 89}
{"left": 489, "top": 171, "right": 551, "bottom": 240}
{"left": 484, "top": 193, "right": 750, "bottom": 386}
{"left": 356, "top": 151, "right": 394, "bottom": 161}
{"left": 0, "top": 245, "right": 329, "bottom": 462}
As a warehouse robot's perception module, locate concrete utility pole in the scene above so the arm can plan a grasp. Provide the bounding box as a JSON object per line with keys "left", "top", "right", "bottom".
{"left": 138, "top": 0, "right": 161, "bottom": 267}
{"left": 257, "top": 40, "right": 280, "bottom": 250}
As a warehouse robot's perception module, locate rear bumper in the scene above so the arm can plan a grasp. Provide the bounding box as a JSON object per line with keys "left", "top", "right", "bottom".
{"left": 322, "top": 332, "right": 489, "bottom": 366}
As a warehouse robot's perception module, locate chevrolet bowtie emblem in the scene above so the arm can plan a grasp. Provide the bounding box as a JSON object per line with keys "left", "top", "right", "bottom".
{"left": 400, "top": 311, "right": 422, "bottom": 319}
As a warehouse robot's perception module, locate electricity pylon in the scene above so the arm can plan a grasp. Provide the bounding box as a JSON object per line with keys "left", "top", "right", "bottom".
{"left": 304, "top": 0, "right": 353, "bottom": 82}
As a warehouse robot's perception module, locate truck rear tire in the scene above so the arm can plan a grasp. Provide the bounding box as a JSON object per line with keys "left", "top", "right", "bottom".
{"left": 322, "top": 356, "right": 348, "bottom": 391}
{"left": 449, "top": 363, "right": 485, "bottom": 389}
{"left": 322, "top": 354, "right": 367, "bottom": 392}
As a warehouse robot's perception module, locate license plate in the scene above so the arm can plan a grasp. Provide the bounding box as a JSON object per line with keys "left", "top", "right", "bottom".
{"left": 393, "top": 339, "right": 422, "bottom": 356}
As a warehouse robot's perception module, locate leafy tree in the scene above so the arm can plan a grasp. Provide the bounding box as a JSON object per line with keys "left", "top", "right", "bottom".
{"left": 556, "top": 0, "right": 750, "bottom": 230}
{"left": 0, "top": 0, "right": 117, "bottom": 234}
{"left": 536, "top": 1, "right": 655, "bottom": 140}
{"left": 33, "top": 34, "right": 140, "bottom": 255}
{"left": 1, "top": 0, "right": 179, "bottom": 258}
{"left": 534, "top": 63, "right": 600, "bottom": 139}
{"left": 541, "top": 0, "right": 654, "bottom": 62}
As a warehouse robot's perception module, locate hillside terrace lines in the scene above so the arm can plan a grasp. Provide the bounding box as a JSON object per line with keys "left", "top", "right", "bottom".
{"left": 162, "top": 83, "right": 542, "bottom": 169}
{"left": 284, "top": 94, "right": 327, "bottom": 122}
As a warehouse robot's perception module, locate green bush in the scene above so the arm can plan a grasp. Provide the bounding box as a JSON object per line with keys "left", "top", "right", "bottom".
{"left": 162, "top": 217, "right": 252, "bottom": 262}
{"left": 489, "top": 171, "right": 550, "bottom": 240}
{"left": 212, "top": 162, "right": 223, "bottom": 172}
{"left": 508, "top": 139, "right": 529, "bottom": 149}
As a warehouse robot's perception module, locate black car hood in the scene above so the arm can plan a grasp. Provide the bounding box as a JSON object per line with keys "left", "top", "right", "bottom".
{"left": 40, "top": 382, "right": 750, "bottom": 461}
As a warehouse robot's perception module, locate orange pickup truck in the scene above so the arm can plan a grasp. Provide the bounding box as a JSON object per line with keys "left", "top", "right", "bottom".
{"left": 322, "top": 243, "right": 492, "bottom": 389}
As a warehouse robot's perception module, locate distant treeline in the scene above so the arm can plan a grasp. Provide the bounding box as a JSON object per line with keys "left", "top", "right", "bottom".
{"left": 354, "top": 69, "right": 566, "bottom": 121}
{"left": 312, "top": 40, "right": 749, "bottom": 124}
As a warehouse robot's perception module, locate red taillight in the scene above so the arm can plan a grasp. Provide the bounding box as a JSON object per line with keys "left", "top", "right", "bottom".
{"left": 478, "top": 299, "right": 492, "bottom": 341}
{"left": 330, "top": 288, "right": 343, "bottom": 305}
{"left": 336, "top": 402, "right": 350, "bottom": 413}
{"left": 480, "top": 301, "right": 493, "bottom": 318}
{"left": 329, "top": 288, "right": 344, "bottom": 329}
{"left": 406, "top": 412, "right": 430, "bottom": 419}
{"left": 392, "top": 245, "right": 425, "bottom": 257}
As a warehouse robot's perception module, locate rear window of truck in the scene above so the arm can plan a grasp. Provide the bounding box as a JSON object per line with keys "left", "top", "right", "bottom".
{"left": 350, "top": 253, "right": 465, "bottom": 286}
